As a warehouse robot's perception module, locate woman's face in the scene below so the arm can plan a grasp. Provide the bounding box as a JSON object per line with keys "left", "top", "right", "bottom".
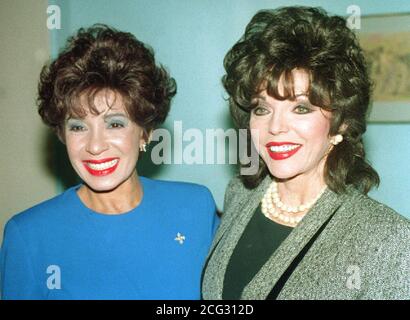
{"left": 64, "top": 89, "right": 144, "bottom": 192}
{"left": 250, "top": 69, "right": 333, "bottom": 182}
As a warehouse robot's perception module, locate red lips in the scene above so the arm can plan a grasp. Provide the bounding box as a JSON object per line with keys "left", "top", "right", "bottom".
{"left": 265, "top": 142, "right": 302, "bottom": 160}
{"left": 82, "top": 157, "right": 119, "bottom": 176}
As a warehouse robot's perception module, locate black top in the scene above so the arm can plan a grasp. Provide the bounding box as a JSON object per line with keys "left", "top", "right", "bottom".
{"left": 222, "top": 204, "right": 293, "bottom": 299}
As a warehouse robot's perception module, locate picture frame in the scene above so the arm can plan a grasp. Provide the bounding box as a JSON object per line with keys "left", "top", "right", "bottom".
{"left": 355, "top": 13, "right": 410, "bottom": 123}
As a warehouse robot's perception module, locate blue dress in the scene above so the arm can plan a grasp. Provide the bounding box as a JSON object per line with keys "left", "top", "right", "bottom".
{"left": 0, "top": 177, "right": 219, "bottom": 299}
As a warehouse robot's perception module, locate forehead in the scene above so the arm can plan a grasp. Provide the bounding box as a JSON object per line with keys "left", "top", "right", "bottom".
{"left": 255, "top": 68, "right": 311, "bottom": 101}
{"left": 68, "top": 88, "right": 128, "bottom": 119}
{"left": 274, "top": 69, "right": 310, "bottom": 97}
{"left": 80, "top": 89, "right": 126, "bottom": 113}
{"left": 287, "top": 69, "right": 310, "bottom": 95}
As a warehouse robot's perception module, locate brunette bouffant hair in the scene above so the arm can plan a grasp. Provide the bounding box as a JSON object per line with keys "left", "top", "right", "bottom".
{"left": 223, "top": 6, "right": 379, "bottom": 194}
{"left": 38, "top": 24, "right": 176, "bottom": 139}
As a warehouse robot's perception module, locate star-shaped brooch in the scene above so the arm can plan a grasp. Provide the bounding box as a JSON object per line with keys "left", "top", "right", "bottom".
{"left": 174, "top": 232, "right": 186, "bottom": 245}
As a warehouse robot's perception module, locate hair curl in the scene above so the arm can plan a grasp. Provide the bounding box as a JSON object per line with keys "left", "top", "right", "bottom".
{"left": 224, "top": 6, "right": 379, "bottom": 194}
{"left": 38, "top": 24, "right": 176, "bottom": 139}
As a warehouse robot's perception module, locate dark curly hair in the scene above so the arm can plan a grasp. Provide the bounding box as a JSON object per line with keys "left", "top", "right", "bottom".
{"left": 223, "top": 6, "right": 379, "bottom": 194}
{"left": 38, "top": 24, "right": 176, "bottom": 140}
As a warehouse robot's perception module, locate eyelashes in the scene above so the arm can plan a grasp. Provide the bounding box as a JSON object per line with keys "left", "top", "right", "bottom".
{"left": 106, "top": 119, "right": 127, "bottom": 129}
{"left": 293, "top": 104, "right": 313, "bottom": 114}
{"left": 251, "top": 103, "right": 314, "bottom": 116}
{"left": 105, "top": 115, "right": 129, "bottom": 129}
{"left": 67, "top": 120, "right": 86, "bottom": 132}
{"left": 252, "top": 106, "right": 270, "bottom": 116}
{"left": 66, "top": 117, "right": 129, "bottom": 132}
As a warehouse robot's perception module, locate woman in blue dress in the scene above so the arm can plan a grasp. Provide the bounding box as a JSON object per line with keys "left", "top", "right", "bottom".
{"left": 1, "top": 24, "right": 219, "bottom": 300}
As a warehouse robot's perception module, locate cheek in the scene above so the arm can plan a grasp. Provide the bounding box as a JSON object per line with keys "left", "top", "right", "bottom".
{"left": 249, "top": 117, "right": 268, "bottom": 145}
{"left": 64, "top": 136, "right": 83, "bottom": 159}
{"left": 110, "top": 131, "right": 140, "bottom": 154}
{"left": 299, "top": 120, "right": 331, "bottom": 153}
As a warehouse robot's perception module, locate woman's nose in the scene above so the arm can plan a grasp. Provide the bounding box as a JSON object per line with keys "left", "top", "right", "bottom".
{"left": 85, "top": 129, "right": 109, "bottom": 155}
{"left": 269, "top": 111, "right": 289, "bottom": 135}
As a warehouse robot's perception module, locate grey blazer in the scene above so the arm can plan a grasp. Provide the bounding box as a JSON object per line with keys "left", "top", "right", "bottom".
{"left": 202, "top": 176, "right": 410, "bottom": 299}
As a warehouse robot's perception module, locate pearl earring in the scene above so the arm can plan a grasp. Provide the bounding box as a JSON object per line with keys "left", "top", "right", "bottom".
{"left": 140, "top": 143, "right": 147, "bottom": 152}
{"left": 332, "top": 134, "right": 343, "bottom": 145}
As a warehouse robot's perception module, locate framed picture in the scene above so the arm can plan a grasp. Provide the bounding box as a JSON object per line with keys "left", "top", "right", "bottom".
{"left": 355, "top": 13, "right": 410, "bottom": 123}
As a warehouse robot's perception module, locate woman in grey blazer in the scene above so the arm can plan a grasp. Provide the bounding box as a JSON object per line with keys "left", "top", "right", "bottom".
{"left": 202, "top": 6, "right": 410, "bottom": 300}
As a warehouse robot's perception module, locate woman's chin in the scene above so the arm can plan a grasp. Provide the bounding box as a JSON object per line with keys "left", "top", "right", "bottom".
{"left": 77, "top": 168, "right": 138, "bottom": 193}
{"left": 266, "top": 167, "right": 300, "bottom": 181}
{"left": 81, "top": 180, "right": 121, "bottom": 193}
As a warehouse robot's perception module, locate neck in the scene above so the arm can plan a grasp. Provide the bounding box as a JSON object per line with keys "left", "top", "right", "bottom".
{"left": 77, "top": 171, "right": 142, "bottom": 215}
{"left": 276, "top": 164, "right": 327, "bottom": 207}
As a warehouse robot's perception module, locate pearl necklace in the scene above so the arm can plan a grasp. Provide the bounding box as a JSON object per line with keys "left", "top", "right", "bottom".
{"left": 261, "top": 181, "right": 327, "bottom": 227}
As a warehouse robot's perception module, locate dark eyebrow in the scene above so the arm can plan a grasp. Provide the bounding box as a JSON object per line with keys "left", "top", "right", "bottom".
{"left": 253, "top": 93, "right": 309, "bottom": 104}
{"left": 254, "top": 93, "right": 308, "bottom": 100}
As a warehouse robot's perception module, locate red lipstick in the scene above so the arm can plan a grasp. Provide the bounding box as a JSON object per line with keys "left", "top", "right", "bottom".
{"left": 266, "top": 142, "right": 302, "bottom": 160}
{"left": 82, "top": 157, "right": 119, "bottom": 176}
